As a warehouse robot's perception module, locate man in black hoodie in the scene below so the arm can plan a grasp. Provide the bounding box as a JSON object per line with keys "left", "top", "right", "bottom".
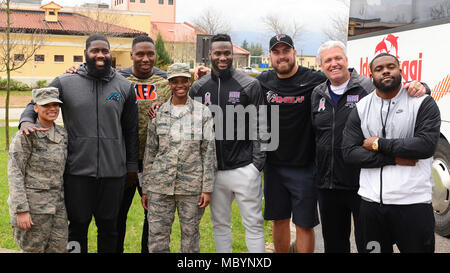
{"left": 19, "top": 34, "right": 138, "bottom": 253}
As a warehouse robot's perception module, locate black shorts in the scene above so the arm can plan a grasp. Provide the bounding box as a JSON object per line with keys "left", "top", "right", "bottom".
{"left": 263, "top": 163, "right": 319, "bottom": 228}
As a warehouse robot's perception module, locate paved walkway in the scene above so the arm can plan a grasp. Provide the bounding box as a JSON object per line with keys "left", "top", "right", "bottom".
{"left": 0, "top": 107, "right": 63, "bottom": 126}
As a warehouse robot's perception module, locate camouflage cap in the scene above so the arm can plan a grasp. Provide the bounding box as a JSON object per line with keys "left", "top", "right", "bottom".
{"left": 167, "top": 63, "right": 191, "bottom": 80}
{"left": 32, "top": 87, "right": 63, "bottom": 105}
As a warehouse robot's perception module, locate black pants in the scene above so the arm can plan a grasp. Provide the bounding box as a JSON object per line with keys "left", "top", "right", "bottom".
{"left": 359, "top": 199, "right": 435, "bottom": 253}
{"left": 64, "top": 174, "right": 125, "bottom": 253}
{"left": 318, "top": 189, "right": 364, "bottom": 253}
{"left": 116, "top": 178, "right": 149, "bottom": 253}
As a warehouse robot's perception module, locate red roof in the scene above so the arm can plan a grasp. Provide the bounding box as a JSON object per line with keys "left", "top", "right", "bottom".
{"left": 0, "top": 10, "right": 146, "bottom": 37}
{"left": 233, "top": 44, "right": 250, "bottom": 56}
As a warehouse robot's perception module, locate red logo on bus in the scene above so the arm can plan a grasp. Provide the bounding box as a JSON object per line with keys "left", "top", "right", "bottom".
{"left": 360, "top": 34, "right": 422, "bottom": 84}
{"left": 374, "top": 34, "right": 399, "bottom": 58}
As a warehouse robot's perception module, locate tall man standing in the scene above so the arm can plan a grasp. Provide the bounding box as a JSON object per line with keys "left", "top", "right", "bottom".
{"left": 342, "top": 53, "right": 440, "bottom": 253}
{"left": 60, "top": 35, "right": 171, "bottom": 253}
{"left": 257, "top": 34, "right": 326, "bottom": 253}
{"left": 19, "top": 34, "right": 139, "bottom": 253}
{"left": 115, "top": 35, "right": 171, "bottom": 253}
{"left": 189, "top": 34, "right": 266, "bottom": 253}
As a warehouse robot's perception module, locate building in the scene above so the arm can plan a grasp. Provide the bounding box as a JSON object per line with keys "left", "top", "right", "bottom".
{"left": 111, "top": 0, "right": 176, "bottom": 23}
{"left": 150, "top": 21, "right": 205, "bottom": 67}
{"left": 232, "top": 45, "right": 250, "bottom": 69}
{"left": 0, "top": 2, "right": 146, "bottom": 85}
{"left": 260, "top": 54, "right": 321, "bottom": 71}
{"left": 10, "top": 0, "right": 41, "bottom": 3}
{"left": 296, "top": 55, "right": 321, "bottom": 71}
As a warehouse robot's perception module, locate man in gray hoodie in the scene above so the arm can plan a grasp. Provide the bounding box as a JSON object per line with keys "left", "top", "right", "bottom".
{"left": 19, "top": 34, "right": 139, "bottom": 253}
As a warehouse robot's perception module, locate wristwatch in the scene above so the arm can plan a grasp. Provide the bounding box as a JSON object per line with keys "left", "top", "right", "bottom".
{"left": 372, "top": 138, "right": 379, "bottom": 152}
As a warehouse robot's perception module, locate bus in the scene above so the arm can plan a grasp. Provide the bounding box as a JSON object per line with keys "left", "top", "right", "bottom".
{"left": 347, "top": 0, "right": 450, "bottom": 238}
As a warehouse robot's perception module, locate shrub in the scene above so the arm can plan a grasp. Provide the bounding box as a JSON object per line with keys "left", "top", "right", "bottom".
{"left": 36, "top": 80, "right": 47, "bottom": 89}
{"left": 0, "top": 78, "right": 31, "bottom": 91}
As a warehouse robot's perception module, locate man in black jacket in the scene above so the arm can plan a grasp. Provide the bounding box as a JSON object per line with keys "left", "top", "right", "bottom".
{"left": 342, "top": 53, "right": 439, "bottom": 253}
{"left": 312, "top": 41, "right": 372, "bottom": 253}
{"left": 19, "top": 34, "right": 138, "bottom": 253}
{"left": 189, "top": 34, "right": 266, "bottom": 253}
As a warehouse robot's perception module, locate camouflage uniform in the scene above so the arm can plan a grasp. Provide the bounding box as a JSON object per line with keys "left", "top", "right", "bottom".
{"left": 8, "top": 87, "right": 68, "bottom": 253}
{"left": 125, "top": 74, "right": 172, "bottom": 161}
{"left": 142, "top": 64, "right": 216, "bottom": 252}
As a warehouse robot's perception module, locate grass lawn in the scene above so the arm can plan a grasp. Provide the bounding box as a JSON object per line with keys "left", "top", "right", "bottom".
{"left": 0, "top": 126, "right": 272, "bottom": 253}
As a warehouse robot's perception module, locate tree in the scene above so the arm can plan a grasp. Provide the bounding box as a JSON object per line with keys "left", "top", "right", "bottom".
{"left": 261, "top": 13, "right": 304, "bottom": 41}
{"left": 192, "top": 7, "right": 232, "bottom": 34}
{"left": 241, "top": 40, "right": 249, "bottom": 51}
{"left": 154, "top": 32, "right": 172, "bottom": 70}
{"left": 322, "top": 0, "right": 349, "bottom": 43}
{"left": 249, "top": 43, "right": 264, "bottom": 56}
{"left": 431, "top": 1, "right": 450, "bottom": 20}
{"left": 0, "top": 0, "right": 45, "bottom": 150}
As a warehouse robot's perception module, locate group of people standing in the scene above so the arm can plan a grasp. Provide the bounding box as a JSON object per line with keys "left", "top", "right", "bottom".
{"left": 7, "top": 31, "right": 439, "bottom": 254}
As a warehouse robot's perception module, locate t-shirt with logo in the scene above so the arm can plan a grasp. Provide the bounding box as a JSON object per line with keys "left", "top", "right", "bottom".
{"left": 257, "top": 66, "right": 326, "bottom": 167}
{"left": 119, "top": 67, "right": 172, "bottom": 161}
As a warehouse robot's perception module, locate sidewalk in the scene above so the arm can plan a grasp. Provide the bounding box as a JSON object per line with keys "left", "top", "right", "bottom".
{"left": 0, "top": 107, "right": 63, "bottom": 126}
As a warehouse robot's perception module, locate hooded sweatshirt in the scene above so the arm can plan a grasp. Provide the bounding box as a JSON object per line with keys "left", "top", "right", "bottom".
{"left": 19, "top": 63, "right": 138, "bottom": 178}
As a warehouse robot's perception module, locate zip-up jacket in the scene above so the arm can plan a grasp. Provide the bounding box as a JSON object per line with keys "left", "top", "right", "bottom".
{"left": 311, "top": 69, "right": 373, "bottom": 190}
{"left": 342, "top": 88, "right": 440, "bottom": 204}
{"left": 19, "top": 63, "right": 139, "bottom": 178}
{"left": 189, "top": 68, "right": 266, "bottom": 171}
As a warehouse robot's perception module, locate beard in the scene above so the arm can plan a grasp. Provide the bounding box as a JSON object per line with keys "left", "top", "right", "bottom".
{"left": 373, "top": 74, "right": 402, "bottom": 93}
{"left": 211, "top": 60, "right": 232, "bottom": 76}
{"left": 85, "top": 54, "right": 112, "bottom": 78}
{"left": 273, "top": 59, "right": 296, "bottom": 75}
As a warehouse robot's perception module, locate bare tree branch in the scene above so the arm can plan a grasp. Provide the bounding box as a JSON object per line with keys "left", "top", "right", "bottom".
{"left": 261, "top": 13, "right": 304, "bottom": 41}
{"left": 192, "top": 8, "right": 232, "bottom": 34}
{"left": 0, "top": 0, "right": 46, "bottom": 149}
{"left": 322, "top": 0, "right": 349, "bottom": 43}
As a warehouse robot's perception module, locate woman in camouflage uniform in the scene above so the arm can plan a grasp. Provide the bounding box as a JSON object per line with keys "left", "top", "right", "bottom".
{"left": 8, "top": 87, "right": 68, "bottom": 253}
{"left": 141, "top": 63, "right": 216, "bottom": 253}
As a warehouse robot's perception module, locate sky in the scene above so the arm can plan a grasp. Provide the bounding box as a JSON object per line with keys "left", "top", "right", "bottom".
{"left": 41, "top": 0, "right": 350, "bottom": 54}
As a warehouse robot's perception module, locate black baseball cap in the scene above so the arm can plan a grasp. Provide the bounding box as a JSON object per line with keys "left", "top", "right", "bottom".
{"left": 269, "top": 34, "right": 294, "bottom": 51}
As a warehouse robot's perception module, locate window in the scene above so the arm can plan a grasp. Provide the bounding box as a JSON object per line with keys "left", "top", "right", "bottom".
{"left": 14, "top": 54, "right": 24, "bottom": 62}
{"left": 54, "top": 55, "right": 64, "bottom": 62}
{"left": 130, "top": 0, "right": 135, "bottom": 2}
{"left": 140, "top": 0, "right": 145, "bottom": 3}
{"left": 73, "top": 56, "right": 83, "bottom": 62}
{"left": 34, "top": 54, "right": 45, "bottom": 62}
{"left": 168, "top": 0, "right": 173, "bottom": 5}
{"left": 159, "top": 0, "right": 163, "bottom": 4}
{"left": 49, "top": 11, "right": 55, "bottom": 15}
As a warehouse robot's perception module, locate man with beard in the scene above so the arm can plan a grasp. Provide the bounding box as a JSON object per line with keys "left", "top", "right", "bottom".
{"left": 189, "top": 34, "right": 266, "bottom": 253}
{"left": 58, "top": 35, "right": 171, "bottom": 253}
{"left": 257, "top": 34, "right": 326, "bottom": 253}
{"left": 342, "top": 53, "right": 440, "bottom": 253}
{"left": 18, "top": 34, "right": 139, "bottom": 253}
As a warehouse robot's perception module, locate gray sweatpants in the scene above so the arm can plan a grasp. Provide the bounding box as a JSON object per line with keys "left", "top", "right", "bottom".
{"left": 209, "top": 163, "right": 266, "bottom": 253}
